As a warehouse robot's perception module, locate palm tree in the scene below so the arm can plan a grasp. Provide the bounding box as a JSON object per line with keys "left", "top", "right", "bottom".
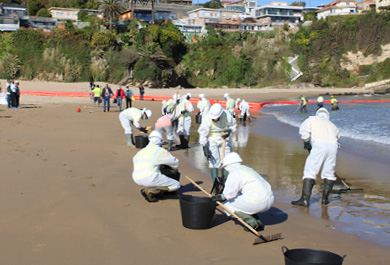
{"left": 130, "top": 0, "right": 158, "bottom": 24}
{"left": 100, "top": 0, "right": 124, "bottom": 30}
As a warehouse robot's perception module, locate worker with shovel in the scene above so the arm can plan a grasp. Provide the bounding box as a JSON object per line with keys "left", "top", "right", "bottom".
{"left": 212, "top": 152, "right": 274, "bottom": 232}
{"left": 291, "top": 108, "right": 340, "bottom": 207}
{"left": 119, "top": 107, "right": 152, "bottom": 148}
{"left": 198, "top": 103, "right": 237, "bottom": 194}
{"left": 132, "top": 131, "right": 180, "bottom": 203}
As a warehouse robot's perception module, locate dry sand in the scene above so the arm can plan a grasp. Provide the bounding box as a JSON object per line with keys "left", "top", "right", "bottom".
{"left": 0, "top": 80, "right": 387, "bottom": 264}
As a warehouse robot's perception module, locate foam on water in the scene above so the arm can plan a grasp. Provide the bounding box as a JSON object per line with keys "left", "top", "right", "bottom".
{"left": 261, "top": 94, "right": 390, "bottom": 146}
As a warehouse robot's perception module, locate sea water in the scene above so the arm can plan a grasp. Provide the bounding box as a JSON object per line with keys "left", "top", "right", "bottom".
{"left": 187, "top": 94, "right": 390, "bottom": 246}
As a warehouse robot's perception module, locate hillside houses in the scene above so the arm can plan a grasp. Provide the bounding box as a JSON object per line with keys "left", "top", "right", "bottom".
{"left": 0, "top": 0, "right": 386, "bottom": 37}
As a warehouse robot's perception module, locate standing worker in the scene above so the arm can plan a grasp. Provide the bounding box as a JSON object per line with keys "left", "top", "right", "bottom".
{"left": 92, "top": 84, "right": 102, "bottom": 107}
{"left": 299, "top": 95, "right": 308, "bottom": 113}
{"left": 224, "top": 93, "right": 236, "bottom": 118}
{"left": 331, "top": 95, "right": 339, "bottom": 111}
{"left": 119, "top": 107, "right": 152, "bottom": 147}
{"left": 132, "top": 131, "right": 180, "bottom": 203}
{"left": 198, "top": 103, "right": 237, "bottom": 194}
{"left": 175, "top": 93, "right": 194, "bottom": 149}
{"left": 125, "top": 86, "right": 134, "bottom": 108}
{"left": 197, "top": 93, "right": 211, "bottom": 115}
{"left": 239, "top": 99, "right": 250, "bottom": 122}
{"left": 317, "top": 95, "right": 324, "bottom": 110}
{"left": 212, "top": 152, "right": 274, "bottom": 231}
{"left": 291, "top": 108, "right": 340, "bottom": 207}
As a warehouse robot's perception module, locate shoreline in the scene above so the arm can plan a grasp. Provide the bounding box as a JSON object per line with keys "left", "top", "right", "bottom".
{"left": 1, "top": 82, "right": 389, "bottom": 264}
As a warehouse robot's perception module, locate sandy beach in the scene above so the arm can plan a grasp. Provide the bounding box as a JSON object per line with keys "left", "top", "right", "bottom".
{"left": 0, "top": 80, "right": 388, "bottom": 265}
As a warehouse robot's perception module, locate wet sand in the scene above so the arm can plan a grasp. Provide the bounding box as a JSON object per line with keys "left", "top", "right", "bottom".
{"left": 0, "top": 81, "right": 388, "bottom": 264}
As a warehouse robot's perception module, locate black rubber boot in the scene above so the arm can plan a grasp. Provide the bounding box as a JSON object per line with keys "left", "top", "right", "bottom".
{"left": 291, "top": 179, "right": 315, "bottom": 207}
{"left": 183, "top": 135, "right": 190, "bottom": 148}
{"left": 322, "top": 179, "right": 335, "bottom": 205}
{"left": 168, "top": 140, "right": 173, "bottom": 151}
{"left": 177, "top": 135, "right": 185, "bottom": 149}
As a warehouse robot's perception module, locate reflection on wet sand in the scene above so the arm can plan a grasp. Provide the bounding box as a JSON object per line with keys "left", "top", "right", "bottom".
{"left": 187, "top": 115, "right": 390, "bottom": 246}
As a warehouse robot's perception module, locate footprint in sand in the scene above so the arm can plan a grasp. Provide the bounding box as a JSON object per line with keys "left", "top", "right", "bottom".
{"left": 32, "top": 243, "right": 47, "bottom": 252}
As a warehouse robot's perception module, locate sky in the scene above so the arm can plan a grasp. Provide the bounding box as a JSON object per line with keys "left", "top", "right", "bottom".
{"left": 192, "top": 0, "right": 331, "bottom": 8}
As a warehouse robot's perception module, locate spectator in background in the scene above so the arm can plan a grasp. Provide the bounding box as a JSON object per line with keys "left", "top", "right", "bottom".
{"left": 6, "top": 80, "right": 12, "bottom": 108}
{"left": 139, "top": 84, "right": 145, "bottom": 100}
{"left": 115, "top": 85, "right": 126, "bottom": 111}
{"left": 92, "top": 85, "right": 102, "bottom": 107}
{"left": 101, "top": 84, "right": 113, "bottom": 112}
{"left": 125, "top": 86, "right": 134, "bottom": 108}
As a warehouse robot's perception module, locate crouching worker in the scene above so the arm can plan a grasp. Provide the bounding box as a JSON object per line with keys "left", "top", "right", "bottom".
{"left": 212, "top": 152, "right": 274, "bottom": 231}
{"left": 132, "top": 131, "right": 180, "bottom": 203}
{"left": 119, "top": 107, "right": 152, "bottom": 147}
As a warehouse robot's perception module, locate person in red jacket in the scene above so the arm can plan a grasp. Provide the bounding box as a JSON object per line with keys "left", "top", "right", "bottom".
{"left": 115, "top": 85, "right": 126, "bottom": 111}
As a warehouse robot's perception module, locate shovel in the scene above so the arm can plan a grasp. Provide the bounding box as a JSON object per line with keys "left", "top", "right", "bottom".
{"left": 334, "top": 173, "right": 363, "bottom": 194}
{"left": 185, "top": 175, "right": 283, "bottom": 245}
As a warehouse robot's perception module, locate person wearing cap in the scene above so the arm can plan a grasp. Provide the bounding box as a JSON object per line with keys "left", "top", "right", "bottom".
{"left": 174, "top": 92, "right": 194, "bottom": 149}
{"left": 198, "top": 103, "right": 237, "bottom": 194}
{"left": 291, "top": 107, "right": 340, "bottom": 207}
{"left": 212, "top": 152, "right": 274, "bottom": 231}
{"left": 330, "top": 95, "right": 339, "bottom": 111}
{"left": 119, "top": 107, "right": 152, "bottom": 148}
{"left": 132, "top": 130, "right": 180, "bottom": 202}
{"left": 224, "top": 93, "right": 236, "bottom": 118}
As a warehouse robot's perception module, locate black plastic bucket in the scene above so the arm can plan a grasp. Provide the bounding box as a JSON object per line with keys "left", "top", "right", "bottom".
{"left": 135, "top": 135, "right": 149, "bottom": 148}
{"left": 282, "top": 246, "right": 345, "bottom": 265}
{"left": 195, "top": 113, "right": 202, "bottom": 124}
{"left": 179, "top": 195, "right": 216, "bottom": 229}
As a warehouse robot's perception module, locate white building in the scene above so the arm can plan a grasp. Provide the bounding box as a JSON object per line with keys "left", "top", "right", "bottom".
{"left": 316, "top": 0, "right": 358, "bottom": 20}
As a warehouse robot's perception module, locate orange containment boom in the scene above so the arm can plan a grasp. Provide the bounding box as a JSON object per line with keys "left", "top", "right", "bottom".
{"left": 21, "top": 91, "right": 390, "bottom": 113}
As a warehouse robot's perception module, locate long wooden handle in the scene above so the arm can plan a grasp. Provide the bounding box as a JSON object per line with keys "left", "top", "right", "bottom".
{"left": 185, "top": 175, "right": 261, "bottom": 236}
{"left": 335, "top": 172, "right": 351, "bottom": 189}
{"left": 221, "top": 138, "right": 226, "bottom": 162}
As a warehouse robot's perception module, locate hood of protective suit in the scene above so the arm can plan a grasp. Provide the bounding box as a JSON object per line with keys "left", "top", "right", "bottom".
{"left": 148, "top": 137, "right": 162, "bottom": 146}
{"left": 224, "top": 162, "right": 241, "bottom": 172}
{"left": 316, "top": 108, "right": 329, "bottom": 120}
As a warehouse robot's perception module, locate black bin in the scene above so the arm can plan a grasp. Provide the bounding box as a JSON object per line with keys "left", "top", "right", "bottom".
{"left": 195, "top": 113, "right": 202, "bottom": 124}
{"left": 179, "top": 195, "right": 216, "bottom": 229}
{"left": 282, "top": 246, "right": 345, "bottom": 265}
{"left": 135, "top": 135, "right": 149, "bottom": 148}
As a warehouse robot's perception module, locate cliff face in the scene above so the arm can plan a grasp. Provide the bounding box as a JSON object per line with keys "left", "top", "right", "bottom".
{"left": 341, "top": 43, "right": 390, "bottom": 75}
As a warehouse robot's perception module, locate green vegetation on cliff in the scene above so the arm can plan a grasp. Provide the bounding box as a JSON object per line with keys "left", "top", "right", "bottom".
{"left": 1, "top": 11, "right": 390, "bottom": 88}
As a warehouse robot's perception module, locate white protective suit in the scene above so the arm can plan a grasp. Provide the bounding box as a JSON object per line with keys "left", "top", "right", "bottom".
{"left": 299, "top": 108, "right": 340, "bottom": 181}
{"left": 197, "top": 96, "right": 211, "bottom": 115}
{"left": 132, "top": 137, "right": 180, "bottom": 191}
{"left": 223, "top": 163, "right": 274, "bottom": 215}
{"left": 119, "top": 107, "right": 143, "bottom": 134}
{"left": 225, "top": 96, "right": 235, "bottom": 117}
{"left": 239, "top": 100, "right": 250, "bottom": 119}
{"left": 198, "top": 110, "right": 237, "bottom": 168}
{"left": 155, "top": 114, "right": 175, "bottom": 141}
{"left": 175, "top": 96, "right": 194, "bottom": 136}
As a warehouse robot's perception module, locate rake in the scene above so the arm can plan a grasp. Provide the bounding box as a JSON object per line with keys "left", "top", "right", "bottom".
{"left": 185, "top": 176, "right": 283, "bottom": 245}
